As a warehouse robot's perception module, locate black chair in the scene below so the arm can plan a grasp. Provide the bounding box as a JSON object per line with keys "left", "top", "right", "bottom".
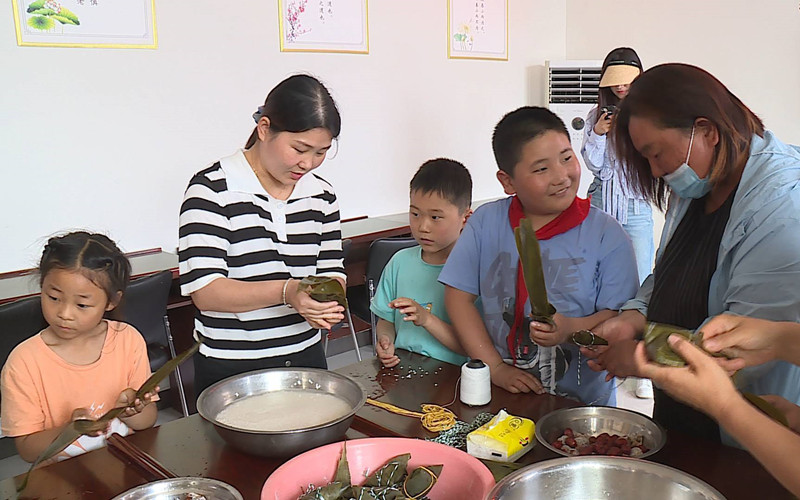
{"left": 0, "top": 295, "right": 47, "bottom": 458}
{"left": 123, "top": 270, "right": 189, "bottom": 417}
{"left": 322, "top": 239, "right": 363, "bottom": 361}
{"left": 0, "top": 295, "right": 47, "bottom": 369}
{"left": 347, "top": 237, "right": 418, "bottom": 350}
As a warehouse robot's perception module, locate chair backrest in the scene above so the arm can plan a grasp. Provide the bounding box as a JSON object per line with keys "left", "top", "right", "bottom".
{"left": 342, "top": 238, "right": 352, "bottom": 260}
{"left": 0, "top": 295, "right": 47, "bottom": 369}
{"left": 120, "top": 270, "right": 172, "bottom": 371}
{"left": 365, "top": 237, "right": 419, "bottom": 288}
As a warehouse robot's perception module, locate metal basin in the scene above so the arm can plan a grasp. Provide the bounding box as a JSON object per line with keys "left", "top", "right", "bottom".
{"left": 197, "top": 367, "right": 366, "bottom": 458}
{"left": 486, "top": 457, "right": 725, "bottom": 500}
{"left": 535, "top": 406, "right": 666, "bottom": 459}
{"left": 113, "top": 477, "right": 243, "bottom": 500}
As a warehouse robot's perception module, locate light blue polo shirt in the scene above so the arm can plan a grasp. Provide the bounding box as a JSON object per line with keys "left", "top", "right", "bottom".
{"left": 439, "top": 197, "right": 639, "bottom": 405}
{"left": 371, "top": 246, "right": 469, "bottom": 366}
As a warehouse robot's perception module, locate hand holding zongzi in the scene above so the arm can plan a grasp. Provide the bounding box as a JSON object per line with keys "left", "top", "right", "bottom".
{"left": 290, "top": 277, "right": 345, "bottom": 329}
{"left": 701, "top": 314, "right": 797, "bottom": 370}
{"left": 584, "top": 338, "right": 641, "bottom": 382}
{"left": 529, "top": 312, "right": 572, "bottom": 347}
{"left": 114, "top": 386, "right": 160, "bottom": 428}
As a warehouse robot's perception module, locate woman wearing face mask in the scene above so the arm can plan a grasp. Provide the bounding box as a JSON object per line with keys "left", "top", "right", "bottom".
{"left": 581, "top": 63, "right": 800, "bottom": 444}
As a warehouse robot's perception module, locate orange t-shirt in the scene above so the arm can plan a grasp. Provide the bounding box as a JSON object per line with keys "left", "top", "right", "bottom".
{"left": 1, "top": 321, "right": 155, "bottom": 457}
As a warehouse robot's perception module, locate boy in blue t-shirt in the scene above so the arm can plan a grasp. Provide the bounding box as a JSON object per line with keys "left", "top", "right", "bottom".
{"left": 370, "top": 159, "right": 472, "bottom": 367}
{"left": 439, "top": 107, "right": 639, "bottom": 405}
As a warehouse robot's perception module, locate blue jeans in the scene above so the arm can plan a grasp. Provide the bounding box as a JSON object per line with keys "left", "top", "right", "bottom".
{"left": 589, "top": 185, "right": 655, "bottom": 285}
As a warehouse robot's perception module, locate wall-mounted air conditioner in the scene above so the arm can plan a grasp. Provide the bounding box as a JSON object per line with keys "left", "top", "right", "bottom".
{"left": 545, "top": 60, "right": 602, "bottom": 197}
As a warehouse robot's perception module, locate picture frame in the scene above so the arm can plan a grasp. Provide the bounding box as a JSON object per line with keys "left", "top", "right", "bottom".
{"left": 448, "top": 0, "right": 508, "bottom": 61}
{"left": 278, "top": 0, "right": 369, "bottom": 54}
{"left": 12, "top": 0, "right": 157, "bottom": 49}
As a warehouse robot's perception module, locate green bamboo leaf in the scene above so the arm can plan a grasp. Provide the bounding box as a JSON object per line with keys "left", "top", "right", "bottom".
{"left": 333, "top": 442, "right": 351, "bottom": 486}
{"left": 514, "top": 218, "right": 556, "bottom": 326}
{"left": 478, "top": 458, "right": 525, "bottom": 482}
{"left": 138, "top": 341, "right": 201, "bottom": 399}
{"left": 571, "top": 329, "right": 608, "bottom": 347}
{"left": 643, "top": 322, "right": 694, "bottom": 367}
{"left": 403, "top": 464, "right": 442, "bottom": 498}
{"left": 643, "top": 323, "right": 728, "bottom": 367}
{"left": 297, "top": 276, "right": 348, "bottom": 308}
{"left": 364, "top": 453, "right": 410, "bottom": 487}
{"left": 743, "top": 393, "right": 789, "bottom": 428}
{"left": 17, "top": 424, "right": 82, "bottom": 493}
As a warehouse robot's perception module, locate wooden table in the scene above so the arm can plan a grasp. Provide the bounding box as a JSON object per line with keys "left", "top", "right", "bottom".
{"left": 338, "top": 350, "right": 792, "bottom": 499}
{"left": 2, "top": 350, "right": 791, "bottom": 499}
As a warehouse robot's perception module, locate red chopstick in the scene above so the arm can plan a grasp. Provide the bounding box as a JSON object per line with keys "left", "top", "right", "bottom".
{"left": 107, "top": 433, "right": 178, "bottom": 481}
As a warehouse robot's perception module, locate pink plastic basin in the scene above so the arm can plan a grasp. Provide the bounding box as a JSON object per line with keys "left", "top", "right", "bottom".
{"left": 261, "top": 437, "right": 495, "bottom": 499}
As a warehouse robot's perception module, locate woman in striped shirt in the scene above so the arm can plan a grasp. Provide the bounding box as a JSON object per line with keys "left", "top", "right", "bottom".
{"left": 178, "top": 74, "right": 346, "bottom": 396}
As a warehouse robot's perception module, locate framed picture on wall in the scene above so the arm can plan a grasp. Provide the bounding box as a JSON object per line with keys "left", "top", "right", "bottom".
{"left": 448, "top": 0, "right": 507, "bottom": 60}
{"left": 12, "top": 0, "right": 157, "bottom": 49}
{"left": 278, "top": 0, "right": 369, "bottom": 54}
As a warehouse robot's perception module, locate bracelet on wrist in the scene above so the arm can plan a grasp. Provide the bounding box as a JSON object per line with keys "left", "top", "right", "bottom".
{"left": 282, "top": 278, "right": 292, "bottom": 306}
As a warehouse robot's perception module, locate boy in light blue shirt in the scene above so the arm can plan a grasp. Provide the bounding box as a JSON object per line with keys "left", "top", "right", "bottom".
{"left": 370, "top": 159, "right": 472, "bottom": 366}
{"left": 440, "top": 107, "right": 639, "bottom": 405}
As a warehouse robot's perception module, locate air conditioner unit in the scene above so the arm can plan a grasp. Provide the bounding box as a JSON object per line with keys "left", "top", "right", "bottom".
{"left": 546, "top": 60, "right": 602, "bottom": 197}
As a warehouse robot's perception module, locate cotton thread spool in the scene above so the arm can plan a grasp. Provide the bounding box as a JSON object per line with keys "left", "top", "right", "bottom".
{"left": 460, "top": 359, "right": 491, "bottom": 406}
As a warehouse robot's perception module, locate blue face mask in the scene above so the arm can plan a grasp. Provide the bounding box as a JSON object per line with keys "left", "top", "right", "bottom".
{"left": 662, "top": 125, "right": 711, "bottom": 199}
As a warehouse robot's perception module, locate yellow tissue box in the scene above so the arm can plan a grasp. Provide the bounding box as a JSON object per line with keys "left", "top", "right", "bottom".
{"left": 466, "top": 410, "right": 536, "bottom": 462}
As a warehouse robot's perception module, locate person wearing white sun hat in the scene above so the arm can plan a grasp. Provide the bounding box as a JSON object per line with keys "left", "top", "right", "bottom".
{"left": 582, "top": 47, "right": 655, "bottom": 400}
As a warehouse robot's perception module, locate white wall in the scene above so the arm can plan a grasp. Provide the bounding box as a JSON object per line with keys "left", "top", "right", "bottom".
{"left": 565, "top": 0, "right": 800, "bottom": 245}
{"left": 0, "top": 1, "right": 567, "bottom": 273}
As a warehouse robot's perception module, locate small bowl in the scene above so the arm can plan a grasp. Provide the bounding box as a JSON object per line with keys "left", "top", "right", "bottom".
{"left": 197, "top": 367, "right": 366, "bottom": 458}
{"left": 486, "top": 456, "right": 724, "bottom": 500}
{"left": 261, "top": 437, "right": 496, "bottom": 500}
{"left": 112, "top": 477, "right": 243, "bottom": 500}
{"left": 535, "top": 406, "right": 665, "bottom": 459}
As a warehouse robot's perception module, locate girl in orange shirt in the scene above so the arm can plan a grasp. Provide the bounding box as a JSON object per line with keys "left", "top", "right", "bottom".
{"left": 1, "top": 232, "right": 158, "bottom": 462}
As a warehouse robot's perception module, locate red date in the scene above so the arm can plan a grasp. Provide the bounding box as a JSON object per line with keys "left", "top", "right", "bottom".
{"left": 551, "top": 429, "right": 647, "bottom": 458}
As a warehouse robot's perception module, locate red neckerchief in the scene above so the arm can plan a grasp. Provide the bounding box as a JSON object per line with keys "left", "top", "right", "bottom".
{"left": 507, "top": 195, "right": 591, "bottom": 361}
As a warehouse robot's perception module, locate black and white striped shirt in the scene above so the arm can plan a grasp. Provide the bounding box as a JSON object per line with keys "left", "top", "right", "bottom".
{"left": 178, "top": 150, "right": 345, "bottom": 360}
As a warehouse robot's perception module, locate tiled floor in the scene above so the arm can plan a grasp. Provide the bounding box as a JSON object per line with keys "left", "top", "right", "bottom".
{"left": 0, "top": 347, "right": 653, "bottom": 481}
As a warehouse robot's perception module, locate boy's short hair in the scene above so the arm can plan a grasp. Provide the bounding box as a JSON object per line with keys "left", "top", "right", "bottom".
{"left": 410, "top": 158, "right": 473, "bottom": 212}
{"left": 492, "top": 106, "right": 570, "bottom": 175}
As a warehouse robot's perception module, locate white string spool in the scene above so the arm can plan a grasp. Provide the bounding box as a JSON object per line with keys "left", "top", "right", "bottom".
{"left": 460, "top": 359, "right": 491, "bottom": 406}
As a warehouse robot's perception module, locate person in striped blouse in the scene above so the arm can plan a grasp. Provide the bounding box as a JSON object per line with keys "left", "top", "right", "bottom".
{"left": 178, "top": 74, "right": 346, "bottom": 396}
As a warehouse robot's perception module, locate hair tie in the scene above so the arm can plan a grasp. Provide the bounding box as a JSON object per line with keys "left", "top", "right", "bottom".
{"left": 252, "top": 105, "right": 265, "bottom": 124}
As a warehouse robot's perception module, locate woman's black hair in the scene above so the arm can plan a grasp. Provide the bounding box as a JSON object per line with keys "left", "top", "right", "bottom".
{"left": 598, "top": 47, "right": 642, "bottom": 111}
{"left": 245, "top": 74, "right": 341, "bottom": 148}
{"left": 39, "top": 231, "right": 131, "bottom": 316}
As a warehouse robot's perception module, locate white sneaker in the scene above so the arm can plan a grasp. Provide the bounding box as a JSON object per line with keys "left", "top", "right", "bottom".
{"left": 635, "top": 378, "right": 654, "bottom": 399}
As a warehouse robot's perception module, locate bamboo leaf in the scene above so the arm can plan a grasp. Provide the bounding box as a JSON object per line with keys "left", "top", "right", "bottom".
{"left": 478, "top": 458, "right": 525, "bottom": 482}
{"left": 571, "top": 329, "right": 608, "bottom": 347}
{"left": 16, "top": 424, "right": 82, "bottom": 493}
{"left": 643, "top": 323, "right": 728, "bottom": 367}
{"left": 297, "top": 276, "right": 348, "bottom": 308}
{"left": 514, "top": 218, "right": 556, "bottom": 326}
{"left": 333, "top": 442, "right": 351, "bottom": 486}
{"left": 743, "top": 393, "right": 790, "bottom": 428}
